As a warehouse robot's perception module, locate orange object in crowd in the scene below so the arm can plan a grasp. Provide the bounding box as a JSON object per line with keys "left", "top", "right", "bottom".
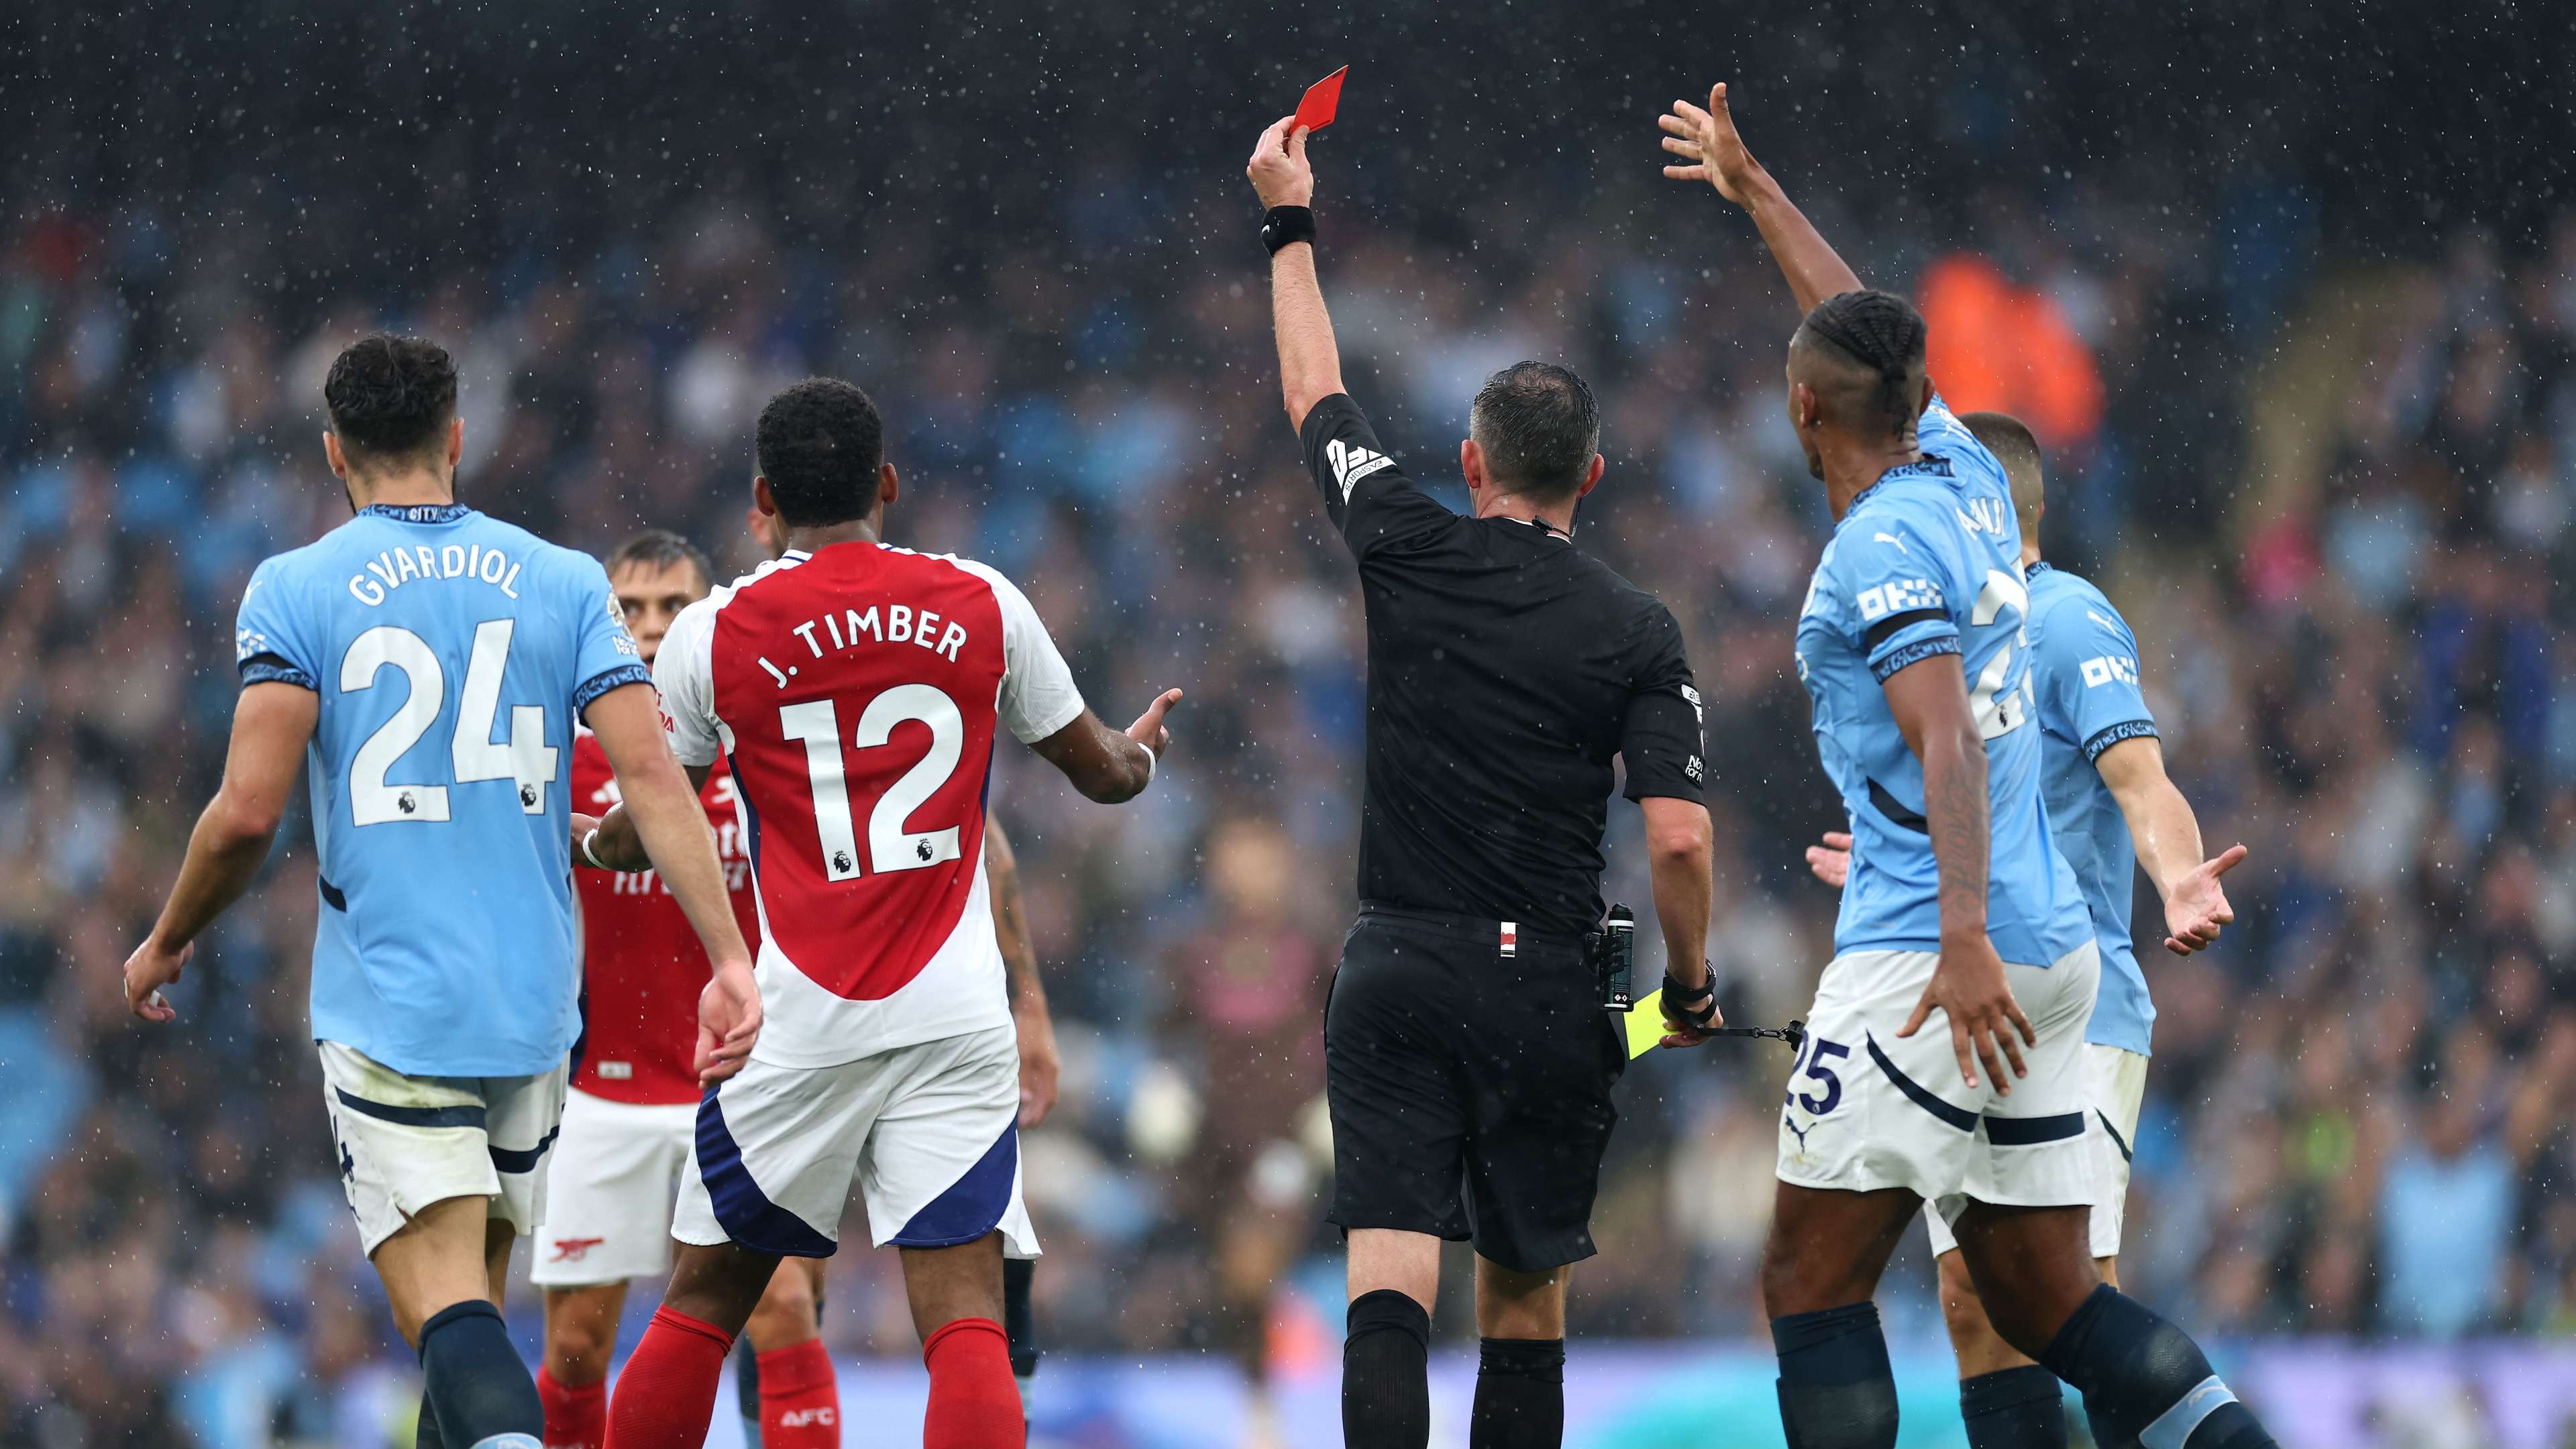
{"left": 1917, "top": 253, "right": 2105, "bottom": 451}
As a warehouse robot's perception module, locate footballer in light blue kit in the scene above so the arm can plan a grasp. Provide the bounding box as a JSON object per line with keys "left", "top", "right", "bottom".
{"left": 123, "top": 336, "right": 759, "bottom": 1449}
{"left": 1809, "top": 409, "right": 2247, "bottom": 1409}
{"left": 1784, "top": 388, "right": 2101, "bottom": 1212}
{"left": 1664, "top": 80, "right": 2278, "bottom": 1449}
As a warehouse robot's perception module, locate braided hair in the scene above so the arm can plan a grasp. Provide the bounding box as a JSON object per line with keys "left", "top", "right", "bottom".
{"left": 1796, "top": 289, "right": 1927, "bottom": 440}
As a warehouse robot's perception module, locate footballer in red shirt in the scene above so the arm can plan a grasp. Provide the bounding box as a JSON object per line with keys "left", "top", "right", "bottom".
{"left": 588, "top": 380, "right": 1179, "bottom": 1449}
{"left": 533, "top": 531, "right": 837, "bottom": 1449}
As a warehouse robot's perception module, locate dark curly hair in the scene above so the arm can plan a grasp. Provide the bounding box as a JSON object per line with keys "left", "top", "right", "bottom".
{"left": 323, "top": 334, "right": 459, "bottom": 461}
{"left": 1796, "top": 290, "right": 1927, "bottom": 440}
{"left": 755, "top": 378, "right": 885, "bottom": 527}
{"left": 1469, "top": 361, "right": 1601, "bottom": 502}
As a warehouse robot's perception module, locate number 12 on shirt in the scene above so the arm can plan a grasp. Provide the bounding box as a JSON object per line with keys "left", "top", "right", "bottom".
{"left": 779, "top": 684, "right": 967, "bottom": 881}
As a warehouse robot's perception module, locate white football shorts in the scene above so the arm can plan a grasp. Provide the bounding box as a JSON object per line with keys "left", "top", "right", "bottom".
{"left": 674, "top": 1024, "right": 1038, "bottom": 1260}
{"left": 1925, "top": 1040, "right": 2148, "bottom": 1260}
{"left": 317, "top": 1040, "right": 568, "bottom": 1256}
{"left": 528, "top": 1087, "right": 700, "bottom": 1287}
{"left": 1776, "top": 941, "right": 2100, "bottom": 1230}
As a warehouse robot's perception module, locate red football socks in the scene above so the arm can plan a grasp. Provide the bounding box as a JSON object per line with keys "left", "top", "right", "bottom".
{"left": 921, "top": 1317, "right": 1024, "bottom": 1449}
{"left": 537, "top": 1366, "right": 606, "bottom": 1449}
{"left": 602, "top": 1306, "right": 733, "bottom": 1449}
{"left": 756, "top": 1338, "right": 842, "bottom": 1448}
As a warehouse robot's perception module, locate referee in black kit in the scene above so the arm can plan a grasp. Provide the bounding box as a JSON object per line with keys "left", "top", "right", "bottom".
{"left": 1247, "top": 117, "right": 1720, "bottom": 1449}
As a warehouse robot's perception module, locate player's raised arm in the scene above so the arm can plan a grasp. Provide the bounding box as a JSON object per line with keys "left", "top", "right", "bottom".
{"left": 1248, "top": 116, "right": 1344, "bottom": 431}
{"left": 1658, "top": 83, "right": 1864, "bottom": 316}
{"left": 1882, "top": 654, "right": 2035, "bottom": 1092}
{"left": 586, "top": 680, "right": 761, "bottom": 1082}
{"left": 2092, "top": 737, "right": 2249, "bottom": 955}
{"left": 123, "top": 682, "right": 319, "bottom": 1021}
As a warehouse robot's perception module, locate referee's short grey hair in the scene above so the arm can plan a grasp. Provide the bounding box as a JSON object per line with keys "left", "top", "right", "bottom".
{"left": 1470, "top": 361, "right": 1601, "bottom": 504}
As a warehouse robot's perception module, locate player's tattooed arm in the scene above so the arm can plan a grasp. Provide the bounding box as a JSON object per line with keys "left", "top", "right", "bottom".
{"left": 985, "top": 820, "right": 1061, "bottom": 1127}
{"left": 2094, "top": 736, "right": 2249, "bottom": 955}
{"left": 1028, "top": 690, "right": 1183, "bottom": 804}
{"left": 1882, "top": 655, "right": 2035, "bottom": 1093}
{"left": 1658, "top": 83, "right": 1865, "bottom": 316}
{"left": 125, "top": 682, "right": 319, "bottom": 1022}
{"left": 1247, "top": 115, "right": 1346, "bottom": 431}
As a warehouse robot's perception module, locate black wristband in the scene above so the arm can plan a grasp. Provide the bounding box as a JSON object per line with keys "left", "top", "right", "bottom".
{"left": 1661, "top": 971, "right": 1718, "bottom": 1028}
{"left": 1262, "top": 205, "right": 1316, "bottom": 256}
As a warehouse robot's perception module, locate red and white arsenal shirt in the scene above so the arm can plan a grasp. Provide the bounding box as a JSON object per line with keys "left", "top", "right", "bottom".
{"left": 652, "top": 543, "right": 1084, "bottom": 1067}
{"left": 568, "top": 731, "right": 764, "bottom": 1104}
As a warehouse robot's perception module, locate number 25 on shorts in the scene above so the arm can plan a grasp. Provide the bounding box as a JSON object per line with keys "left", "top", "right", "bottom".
{"left": 1784, "top": 1034, "right": 1849, "bottom": 1116}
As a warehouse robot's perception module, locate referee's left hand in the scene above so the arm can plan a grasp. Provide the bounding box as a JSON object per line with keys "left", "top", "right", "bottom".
{"left": 1658, "top": 975, "right": 1722, "bottom": 1049}
{"left": 1247, "top": 117, "right": 1316, "bottom": 209}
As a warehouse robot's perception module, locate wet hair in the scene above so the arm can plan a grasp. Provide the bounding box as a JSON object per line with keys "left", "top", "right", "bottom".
{"left": 1468, "top": 361, "right": 1601, "bottom": 502}
{"left": 1794, "top": 290, "right": 1927, "bottom": 440}
{"left": 1961, "top": 411, "right": 2045, "bottom": 538}
{"left": 604, "top": 529, "right": 713, "bottom": 592}
{"left": 324, "top": 334, "right": 459, "bottom": 461}
{"left": 755, "top": 378, "right": 885, "bottom": 527}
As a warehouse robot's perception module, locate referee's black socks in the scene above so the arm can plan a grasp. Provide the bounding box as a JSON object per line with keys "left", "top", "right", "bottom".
{"left": 1343, "top": 1289, "right": 1431, "bottom": 1449}
{"left": 1770, "top": 1301, "right": 1898, "bottom": 1449}
{"left": 1470, "top": 1336, "right": 1564, "bottom": 1449}
{"left": 1959, "top": 1365, "right": 2066, "bottom": 1448}
{"left": 2038, "top": 1285, "right": 2277, "bottom": 1449}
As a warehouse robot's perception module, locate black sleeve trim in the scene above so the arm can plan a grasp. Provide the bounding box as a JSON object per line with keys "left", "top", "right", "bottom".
{"left": 2081, "top": 719, "right": 2159, "bottom": 764}
{"left": 1864, "top": 608, "right": 1949, "bottom": 651}
{"left": 238, "top": 654, "right": 316, "bottom": 690}
{"left": 574, "top": 663, "right": 655, "bottom": 717}
{"left": 1870, "top": 636, "right": 1962, "bottom": 683}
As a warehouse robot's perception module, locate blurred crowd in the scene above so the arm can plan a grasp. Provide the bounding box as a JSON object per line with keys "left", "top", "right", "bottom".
{"left": 7, "top": 4, "right": 2576, "bottom": 1446}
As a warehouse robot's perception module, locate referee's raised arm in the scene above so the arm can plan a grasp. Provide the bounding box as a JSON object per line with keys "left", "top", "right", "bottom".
{"left": 1246, "top": 115, "right": 1340, "bottom": 430}
{"left": 1243, "top": 111, "right": 1725, "bottom": 1449}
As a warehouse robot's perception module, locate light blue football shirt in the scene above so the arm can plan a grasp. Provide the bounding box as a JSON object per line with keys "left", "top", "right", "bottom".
{"left": 1794, "top": 399, "right": 2092, "bottom": 969}
{"left": 234, "top": 502, "right": 650, "bottom": 1077}
{"left": 2023, "top": 561, "right": 2159, "bottom": 1054}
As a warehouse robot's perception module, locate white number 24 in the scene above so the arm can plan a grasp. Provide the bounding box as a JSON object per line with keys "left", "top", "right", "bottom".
{"left": 1968, "top": 570, "right": 2035, "bottom": 740}
{"left": 339, "top": 621, "right": 560, "bottom": 825}
{"left": 779, "top": 684, "right": 966, "bottom": 881}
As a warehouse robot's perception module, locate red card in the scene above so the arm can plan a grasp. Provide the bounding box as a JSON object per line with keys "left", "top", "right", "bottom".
{"left": 1293, "top": 66, "right": 1347, "bottom": 134}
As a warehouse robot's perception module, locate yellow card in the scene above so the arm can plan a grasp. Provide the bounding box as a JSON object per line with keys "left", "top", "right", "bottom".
{"left": 1624, "top": 989, "right": 1668, "bottom": 1058}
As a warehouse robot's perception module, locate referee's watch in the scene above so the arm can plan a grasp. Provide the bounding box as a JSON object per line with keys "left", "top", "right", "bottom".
{"left": 1662, "top": 969, "right": 1718, "bottom": 1029}
{"left": 1262, "top": 205, "right": 1316, "bottom": 256}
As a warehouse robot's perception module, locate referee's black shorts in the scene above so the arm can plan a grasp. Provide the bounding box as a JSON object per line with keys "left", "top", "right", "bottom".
{"left": 1324, "top": 904, "right": 1628, "bottom": 1273}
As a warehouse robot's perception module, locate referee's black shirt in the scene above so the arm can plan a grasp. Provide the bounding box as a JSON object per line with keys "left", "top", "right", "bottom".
{"left": 1301, "top": 392, "right": 1707, "bottom": 941}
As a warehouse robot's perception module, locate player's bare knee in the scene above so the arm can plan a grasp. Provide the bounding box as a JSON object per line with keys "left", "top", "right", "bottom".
{"left": 665, "top": 1241, "right": 783, "bottom": 1337}
{"left": 543, "top": 1294, "right": 618, "bottom": 1383}
{"left": 744, "top": 1260, "right": 821, "bottom": 1349}
{"left": 900, "top": 1235, "right": 1007, "bottom": 1339}
{"left": 1935, "top": 1250, "right": 1988, "bottom": 1337}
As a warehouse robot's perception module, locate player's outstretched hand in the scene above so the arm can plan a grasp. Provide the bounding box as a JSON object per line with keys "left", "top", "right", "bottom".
{"left": 1247, "top": 117, "right": 1316, "bottom": 209}
{"left": 1015, "top": 994, "right": 1061, "bottom": 1128}
{"left": 1126, "top": 688, "right": 1184, "bottom": 761}
{"left": 123, "top": 936, "right": 191, "bottom": 1023}
{"left": 1901, "top": 932, "right": 2035, "bottom": 1093}
{"left": 1659, "top": 83, "right": 1766, "bottom": 206}
{"left": 1805, "top": 830, "right": 1854, "bottom": 890}
{"left": 2163, "top": 842, "right": 2248, "bottom": 955}
{"left": 695, "top": 957, "right": 762, "bottom": 1084}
